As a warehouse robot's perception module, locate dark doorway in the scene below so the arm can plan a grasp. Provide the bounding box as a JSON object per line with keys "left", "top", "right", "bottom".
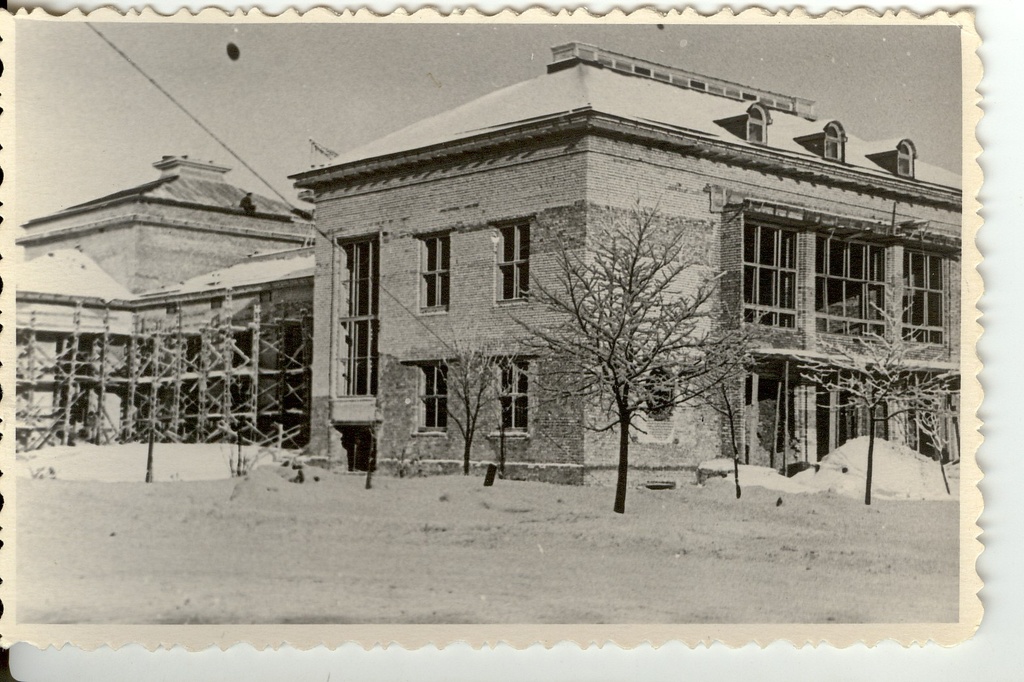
{"left": 338, "top": 425, "right": 375, "bottom": 472}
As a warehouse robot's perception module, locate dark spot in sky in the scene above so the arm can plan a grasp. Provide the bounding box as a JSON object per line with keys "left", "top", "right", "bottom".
{"left": 227, "top": 42, "right": 240, "bottom": 61}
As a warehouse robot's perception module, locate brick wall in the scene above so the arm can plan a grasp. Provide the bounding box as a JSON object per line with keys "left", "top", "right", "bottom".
{"left": 307, "top": 129, "right": 962, "bottom": 483}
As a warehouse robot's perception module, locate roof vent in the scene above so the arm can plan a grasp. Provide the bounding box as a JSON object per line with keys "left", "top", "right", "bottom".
{"left": 153, "top": 155, "right": 232, "bottom": 181}
{"left": 549, "top": 42, "right": 817, "bottom": 120}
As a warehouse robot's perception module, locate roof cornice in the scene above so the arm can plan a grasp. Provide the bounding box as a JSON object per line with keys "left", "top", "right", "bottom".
{"left": 292, "top": 110, "right": 960, "bottom": 210}
{"left": 22, "top": 195, "right": 305, "bottom": 229}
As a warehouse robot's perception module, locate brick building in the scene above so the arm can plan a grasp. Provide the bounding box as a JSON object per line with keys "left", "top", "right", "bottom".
{"left": 292, "top": 43, "right": 962, "bottom": 485}
{"left": 16, "top": 157, "right": 316, "bottom": 451}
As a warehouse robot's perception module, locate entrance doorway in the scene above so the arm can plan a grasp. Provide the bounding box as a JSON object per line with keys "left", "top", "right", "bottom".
{"left": 337, "top": 425, "right": 375, "bottom": 472}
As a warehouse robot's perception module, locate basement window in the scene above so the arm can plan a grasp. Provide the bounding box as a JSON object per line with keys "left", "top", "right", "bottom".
{"left": 420, "top": 363, "right": 448, "bottom": 431}
{"left": 743, "top": 223, "right": 797, "bottom": 328}
{"left": 902, "top": 250, "right": 945, "bottom": 344}
{"left": 815, "top": 237, "right": 886, "bottom": 336}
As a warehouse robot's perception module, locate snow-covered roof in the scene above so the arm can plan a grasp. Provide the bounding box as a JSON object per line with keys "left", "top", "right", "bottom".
{"left": 144, "top": 249, "right": 315, "bottom": 297}
{"left": 20, "top": 250, "right": 135, "bottom": 301}
{"left": 302, "top": 57, "right": 959, "bottom": 191}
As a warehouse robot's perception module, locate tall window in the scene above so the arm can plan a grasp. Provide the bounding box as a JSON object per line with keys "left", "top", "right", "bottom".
{"left": 743, "top": 223, "right": 797, "bottom": 328}
{"left": 903, "top": 250, "right": 945, "bottom": 344}
{"left": 815, "top": 237, "right": 886, "bottom": 336}
{"left": 747, "top": 104, "right": 768, "bottom": 144}
{"left": 897, "top": 140, "right": 916, "bottom": 178}
{"left": 421, "top": 234, "right": 450, "bottom": 310}
{"left": 340, "top": 239, "right": 378, "bottom": 396}
{"left": 497, "top": 223, "right": 530, "bottom": 301}
{"left": 824, "top": 122, "right": 846, "bottom": 162}
{"left": 420, "top": 364, "right": 448, "bottom": 430}
{"left": 499, "top": 360, "right": 529, "bottom": 431}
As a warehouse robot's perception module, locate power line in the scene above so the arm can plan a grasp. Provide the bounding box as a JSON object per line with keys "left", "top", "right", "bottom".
{"left": 84, "top": 22, "right": 295, "bottom": 210}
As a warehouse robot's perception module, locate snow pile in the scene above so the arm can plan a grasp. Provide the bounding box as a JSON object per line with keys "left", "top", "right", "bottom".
{"left": 794, "top": 437, "right": 957, "bottom": 501}
{"left": 700, "top": 437, "right": 957, "bottom": 501}
{"left": 17, "top": 443, "right": 282, "bottom": 482}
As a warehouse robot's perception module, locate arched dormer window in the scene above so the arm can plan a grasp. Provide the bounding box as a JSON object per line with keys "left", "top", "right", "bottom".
{"left": 865, "top": 138, "right": 918, "bottom": 179}
{"left": 823, "top": 121, "right": 846, "bottom": 162}
{"left": 746, "top": 104, "right": 769, "bottom": 144}
{"left": 897, "top": 139, "right": 916, "bottom": 178}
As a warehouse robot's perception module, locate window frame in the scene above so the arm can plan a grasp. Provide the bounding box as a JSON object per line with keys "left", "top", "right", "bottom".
{"left": 902, "top": 249, "right": 945, "bottom": 345}
{"left": 823, "top": 121, "right": 846, "bottom": 162}
{"left": 897, "top": 140, "right": 916, "bottom": 178}
{"left": 496, "top": 222, "right": 530, "bottom": 302}
{"left": 742, "top": 222, "right": 798, "bottom": 329}
{"left": 498, "top": 359, "right": 529, "bottom": 432}
{"left": 339, "top": 238, "right": 379, "bottom": 397}
{"left": 814, "top": 236, "right": 887, "bottom": 337}
{"left": 419, "top": 362, "right": 449, "bottom": 431}
{"left": 420, "top": 233, "right": 451, "bottom": 312}
{"left": 746, "top": 104, "right": 769, "bottom": 145}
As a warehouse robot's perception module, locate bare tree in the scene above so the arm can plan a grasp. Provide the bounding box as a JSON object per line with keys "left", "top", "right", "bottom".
{"left": 915, "top": 396, "right": 958, "bottom": 496}
{"left": 800, "top": 291, "right": 956, "bottom": 505}
{"left": 523, "top": 201, "right": 746, "bottom": 514}
{"left": 696, "top": 343, "right": 754, "bottom": 499}
{"left": 442, "top": 337, "right": 504, "bottom": 476}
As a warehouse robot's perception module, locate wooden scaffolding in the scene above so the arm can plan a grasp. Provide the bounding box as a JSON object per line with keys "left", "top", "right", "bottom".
{"left": 16, "top": 301, "right": 313, "bottom": 452}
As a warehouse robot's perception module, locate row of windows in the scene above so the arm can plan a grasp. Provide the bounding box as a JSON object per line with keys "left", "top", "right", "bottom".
{"left": 742, "top": 224, "right": 947, "bottom": 343}
{"left": 734, "top": 106, "right": 916, "bottom": 178}
{"left": 420, "top": 223, "right": 530, "bottom": 311}
{"left": 420, "top": 360, "right": 529, "bottom": 432}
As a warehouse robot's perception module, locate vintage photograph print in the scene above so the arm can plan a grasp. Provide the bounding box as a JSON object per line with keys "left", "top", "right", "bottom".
{"left": 0, "top": 9, "right": 982, "bottom": 648}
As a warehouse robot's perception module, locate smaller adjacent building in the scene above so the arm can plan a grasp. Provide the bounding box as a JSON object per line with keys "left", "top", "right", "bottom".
{"left": 16, "top": 157, "right": 317, "bottom": 452}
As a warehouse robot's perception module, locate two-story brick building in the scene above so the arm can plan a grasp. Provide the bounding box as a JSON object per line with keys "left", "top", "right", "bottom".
{"left": 291, "top": 43, "right": 961, "bottom": 485}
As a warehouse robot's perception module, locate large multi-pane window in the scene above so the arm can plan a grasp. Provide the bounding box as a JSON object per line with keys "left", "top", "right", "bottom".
{"left": 497, "top": 223, "right": 530, "bottom": 301}
{"left": 420, "top": 364, "right": 448, "bottom": 430}
{"left": 340, "top": 239, "right": 378, "bottom": 396}
{"left": 499, "top": 360, "right": 529, "bottom": 431}
{"left": 903, "top": 250, "right": 945, "bottom": 344}
{"left": 421, "top": 234, "right": 450, "bottom": 310}
{"left": 815, "top": 237, "right": 886, "bottom": 336}
{"left": 743, "top": 223, "right": 797, "bottom": 328}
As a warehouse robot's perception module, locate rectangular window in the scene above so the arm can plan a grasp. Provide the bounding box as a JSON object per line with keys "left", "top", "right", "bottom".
{"left": 499, "top": 359, "right": 529, "bottom": 431}
{"left": 903, "top": 250, "right": 945, "bottom": 344}
{"left": 815, "top": 237, "right": 886, "bottom": 336}
{"left": 743, "top": 223, "right": 797, "bottom": 328}
{"left": 421, "top": 234, "right": 450, "bottom": 310}
{"left": 420, "top": 364, "right": 448, "bottom": 430}
{"left": 340, "top": 239, "right": 379, "bottom": 396}
{"left": 497, "top": 223, "right": 530, "bottom": 301}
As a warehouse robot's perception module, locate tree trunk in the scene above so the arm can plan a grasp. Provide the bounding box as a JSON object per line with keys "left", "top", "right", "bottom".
{"left": 462, "top": 428, "right": 472, "bottom": 476}
{"left": 613, "top": 412, "right": 630, "bottom": 514}
{"left": 864, "top": 407, "right": 876, "bottom": 506}
{"left": 723, "top": 387, "right": 741, "bottom": 500}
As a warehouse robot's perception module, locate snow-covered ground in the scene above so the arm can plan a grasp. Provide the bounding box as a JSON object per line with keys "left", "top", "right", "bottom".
{"left": 16, "top": 454, "right": 959, "bottom": 624}
{"left": 701, "top": 437, "right": 958, "bottom": 502}
{"left": 17, "top": 442, "right": 284, "bottom": 482}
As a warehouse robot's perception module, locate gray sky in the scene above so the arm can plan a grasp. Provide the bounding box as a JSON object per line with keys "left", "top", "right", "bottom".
{"left": 16, "top": 22, "right": 962, "bottom": 224}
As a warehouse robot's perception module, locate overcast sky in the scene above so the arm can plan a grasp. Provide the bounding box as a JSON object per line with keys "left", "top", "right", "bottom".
{"left": 16, "top": 21, "right": 962, "bottom": 224}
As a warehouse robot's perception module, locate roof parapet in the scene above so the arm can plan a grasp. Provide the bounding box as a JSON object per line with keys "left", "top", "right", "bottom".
{"left": 549, "top": 42, "right": 817, "bottom": 120}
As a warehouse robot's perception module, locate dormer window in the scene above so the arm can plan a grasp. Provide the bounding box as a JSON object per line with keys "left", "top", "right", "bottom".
{"left": 897, "top": 139, "right": 916, "bottom": 178}
{"left": 866, "top": 138, "right": 917, "bottom": 179}
{"left": 794, "top": 120, "right": 847, "bottom": 162}
{"left": 823, "top": 122, "right": 846, "bottom": 162}
{"left": 746, "top": 104, "right": 769, "bottom": 144}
